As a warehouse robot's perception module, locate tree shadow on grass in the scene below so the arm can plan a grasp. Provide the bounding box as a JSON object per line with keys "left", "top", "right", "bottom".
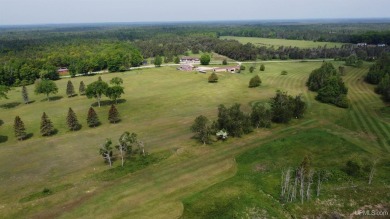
{"left": 67, "top": 94, "right": 78, "bottom": 98}
{"left": 0, "top": 102, "right": 21, "bottom": 109}
{"left": 91, "top": 99, "right": 126, "bottom": 107}
{"left": 40, "top": 96, "right": 63, "bottom": 102}
{"left": 0, "top": 135, "right": 8, "bottom": 143}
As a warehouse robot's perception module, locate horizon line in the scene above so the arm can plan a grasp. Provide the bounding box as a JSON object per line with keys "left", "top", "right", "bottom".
{"left": 1, "top": 17, "right": 390, "bottom": 27}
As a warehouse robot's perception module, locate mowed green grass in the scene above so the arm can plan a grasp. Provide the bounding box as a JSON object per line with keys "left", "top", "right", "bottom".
{"left": 0, "top": 61, "right": 389, "bottom": 218}
{"left": 220, "top": 36, "right": 345, "bottom": 48}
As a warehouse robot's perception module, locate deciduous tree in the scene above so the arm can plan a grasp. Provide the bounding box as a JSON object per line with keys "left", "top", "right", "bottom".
{"left": 200, "top": 54, "right": 211, "bottom": 65}
{"left": 249, "top": 75, "right": 261, "bottom": 87}
{"left": 251, "top": 103, "right": 272, "bottom": 128}
{"left": 191, "top": 115, "right": 212, "bottom": 144}
{"left": 116, "top": 132, "right": 138, "bottom": 166}
{"left": 110, "top": 77, "right": 123, "bottom": 86}
{"left": 99, "top": 139, "right": 113, "bottom": 167}
{"left": 0, "top": 85, "right": 10, "bottom": 99}
{"left": 154, "top": 55, "right": 162, "bottom": 67}
{"left": 34, "top": 79, "right": 58, "bottom": 101}
{"left": 85, "top": 80, "right": 109, "bottom": 107}
{"left": 106, "top": 86, "right": 124, "bottom": 104}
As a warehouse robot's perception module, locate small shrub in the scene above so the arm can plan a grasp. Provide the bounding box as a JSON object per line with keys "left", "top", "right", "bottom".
{"left": 281, "top": 70, "right": 288, "bottom": 75}
{"left": 249, "top": 75, "right": 262, "bottom": 88}
{"left": 249, "top": 66, "right": 255, "bottom": 73}
{"left": 240, "top": 65, "right": 246, "bottom": 71}
{"left": 222, "top": 59, "right": 227, "bottom": 65}
{"left": 208, "top": 72, "right": 218, "bottom": 83}
{"left": 260, "top": 64, "right": 265, "bottom": 71}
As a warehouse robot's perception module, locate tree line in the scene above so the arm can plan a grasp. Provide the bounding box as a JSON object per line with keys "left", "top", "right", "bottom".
{"left": 365, "top": 53, "right": 390, "bottom": 101}
{"left": 13, "top": 105, "right": 120, "bottom": 141}
{"left": 307, "top": 62, "right": 349, "bottom": 108}
{"left": 2, "top": 23, "right": 390, "bottom": 87}
{"left": 191, "top": 90, "right": 306, "bottom": 144}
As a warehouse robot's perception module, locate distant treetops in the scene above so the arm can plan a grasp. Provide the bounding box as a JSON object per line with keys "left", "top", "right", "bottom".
{"left": 307, "top": 62, "right": 349, "bottom": 108}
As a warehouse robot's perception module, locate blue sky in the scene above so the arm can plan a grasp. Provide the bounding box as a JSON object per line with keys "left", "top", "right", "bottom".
{"left": 0, "top": 0, "right": 389, "bottom": 25}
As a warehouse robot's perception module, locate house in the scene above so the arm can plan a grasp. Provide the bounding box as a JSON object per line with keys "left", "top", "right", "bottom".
{"left": 213, "top": 66, "right": 240, "bottom": 73}
{"left": 378, "top": 44, "right": 386, "bottom": 47}
{"left": 178, "top": 64, "right": 194, "bottom": 71}
{"left": 57, "top": 67, "right": 69, "bottom": 75}
{"left": 180, "top": 56, "right": 200, "bottom": 63}
{"left": 357, "top": 43, "right": 367, "bottom": 47}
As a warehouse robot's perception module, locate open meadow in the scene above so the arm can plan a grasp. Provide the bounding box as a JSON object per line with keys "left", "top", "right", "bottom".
{"left": 0, "top": 61, "right": 389, "bottom": 218}
{"left": 220, "top": 36, "right": 345, "bottom": 48}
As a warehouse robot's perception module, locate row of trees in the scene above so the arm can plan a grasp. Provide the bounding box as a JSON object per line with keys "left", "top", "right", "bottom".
{"left": 307, "top": 62, "right": 349, "bottom": 108}
{"left": 191, "top": 91, "right": 306, "bottom": 144}
{"left": 13, "top": 105, "right": 120, "bottom": 140}
{"left": 17, "top": 76, "right": 124, "bottom": 106}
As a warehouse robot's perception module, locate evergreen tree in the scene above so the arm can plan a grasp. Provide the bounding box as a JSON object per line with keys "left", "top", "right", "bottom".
{"left": 22, "top": 85, "right": 29, "bottom": 104}
{"left": 87, "top": 107, "right": 100, "bottom": 127}
{"left": 66, "top": 80, "right": 75, "bottom": 97}
{"left": 249, "top": 66, "right": 255, "bottom": 73}
{"left": 40, "top": 112, "right": 55, "bottom": 136}
{"left": 260, "top": 64, "right": 265, "bottom": 71}
{"left": 208, "top": 72, "right": 218, "bottom": 83}
{"left": 222, "top": 59, "right": 227, "bottom": 65}
{"left": 249, "top": 75, "right": 262, "bottom": 88}
{"left": 79, "top": 81, "right": 86, "bottom": 95}
{"left": 67, "top": 107, "right": 80, "bottom": 131}
{"left": 108, "top": 104, "right": 120, "bottom": 123}
{"left": 14, "top": 116, "right": 27, "bottom": 140}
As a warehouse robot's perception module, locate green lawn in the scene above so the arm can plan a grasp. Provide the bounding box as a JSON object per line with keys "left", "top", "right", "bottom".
{"left": 0, "top": 61, "right": 389, "bottom": 218}
{"left": 220, "top": 36, "right": 346, "bottom": 49}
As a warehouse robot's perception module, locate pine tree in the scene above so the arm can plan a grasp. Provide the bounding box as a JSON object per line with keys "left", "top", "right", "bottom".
{"left": 108, "top": 104, "right": 120, "bottom": 123}
{"left": 79, "top": 81, "right": 86, "bottom": 95}
{"left": 87, "top": 107, "right": 100, "bottom": 127}
{"left": 14, "top": 116, "right": 27, "bottom": 140}
{"left": 40, "top": 112, "right": 55, "bottom": 136}
{"left": 66, "top": 80, "right": 75, "bottom": 97}
{"left": 67, "top": 108, "right": 80, "bottom": 131}
{"left": 22, "top": 85, "right": 29, "bottom": 104}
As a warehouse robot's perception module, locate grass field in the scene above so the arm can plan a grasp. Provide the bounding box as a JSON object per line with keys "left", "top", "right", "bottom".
{"left": 0, "top": 61, "right": 389, "bottom": 218}
{"left": 220, "top": 36, "right": 345, "bottom": 49}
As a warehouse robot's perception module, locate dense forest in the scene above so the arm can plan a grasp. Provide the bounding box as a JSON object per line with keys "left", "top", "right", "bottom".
{"left": 1, "top": 21, "right": 390, "bottom": 86}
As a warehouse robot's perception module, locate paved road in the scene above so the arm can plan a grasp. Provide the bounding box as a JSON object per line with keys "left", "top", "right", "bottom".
{"left": 60, "top": 59, "right": 333, "bottom": 78}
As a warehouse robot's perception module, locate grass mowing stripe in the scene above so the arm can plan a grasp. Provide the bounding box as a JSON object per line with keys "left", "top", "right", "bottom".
{"left": 62, "top": 121, "right": 317, "bottom": 218}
